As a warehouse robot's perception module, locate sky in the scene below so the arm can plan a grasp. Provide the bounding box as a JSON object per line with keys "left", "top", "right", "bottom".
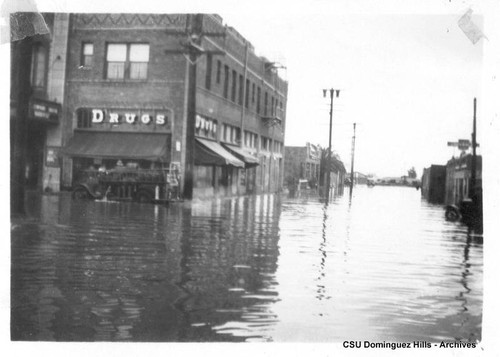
{"left": 1, "top": 0, "right": 494, "bottom": 179}
{"left": 2, "top": 0, "right": 492, "bottom": 179}
{"left": 218, "top": 9, "right": 484, "bottom": 178}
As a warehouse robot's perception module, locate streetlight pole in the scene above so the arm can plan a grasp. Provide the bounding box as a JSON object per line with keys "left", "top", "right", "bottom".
{"left": 322, "top": 88, "right": 340, "bottom": 203}
{"left": 349, "top": 122, "right": 356, "bottom": 197}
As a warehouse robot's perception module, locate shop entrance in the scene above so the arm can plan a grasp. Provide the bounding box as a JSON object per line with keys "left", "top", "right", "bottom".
{"left": 25, "top": 122, "right": 46, "bottom": 188}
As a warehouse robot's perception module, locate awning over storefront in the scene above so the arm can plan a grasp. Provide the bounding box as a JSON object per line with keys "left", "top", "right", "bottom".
{"left": 222, "top": 143, "right": 259, "bottom": 168}
{"left": 64, "top": 131, "right": 170, "bottom": 160}
{"left": 195, "top": 138, "right": 245, "bottom": 168}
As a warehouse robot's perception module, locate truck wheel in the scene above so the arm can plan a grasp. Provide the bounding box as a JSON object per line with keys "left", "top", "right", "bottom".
{"left": 72, "top": 187, "right": 90, "bottom": 200}
{"left": 445, "top": 206, "right": 460, "bottom": 221}
{"left": 135, "top": 190, "right": 153, "bottom": 203}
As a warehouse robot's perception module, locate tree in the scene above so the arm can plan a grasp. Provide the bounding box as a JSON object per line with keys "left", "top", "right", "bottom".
{"left": 408, "top": 167, "right": 417, "bottom": 179}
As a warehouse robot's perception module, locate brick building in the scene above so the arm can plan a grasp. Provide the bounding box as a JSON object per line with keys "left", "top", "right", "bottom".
{"left": 284, "top": 143, "right": 321, "bottom": 188}
{"left": 61, "top": 13, "right": 287, "bottom": 199}
{"left": 10, "top": 13, "right": 69, "bottom": 213}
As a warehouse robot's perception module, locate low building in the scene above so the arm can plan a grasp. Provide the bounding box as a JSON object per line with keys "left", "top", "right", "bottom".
{"left": 444, "top": 154, "right": 482, "bottom": 206}
{"left": 421, "top": 165, "right": 446, "bottom": 204}
{"left": 318, "top": 151, "right": 346, "bottom": 196}
{"left": 354, "top": 172, "right": 368, "bottom": 185}
{"left": 284, "top": 143, "right": 321, "bottom": 189}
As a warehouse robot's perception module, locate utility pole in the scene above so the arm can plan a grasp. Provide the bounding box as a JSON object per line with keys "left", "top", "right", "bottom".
{"left": 349, "top": 122, "right": 356, "bottom": 197}
{"left": 180, "top": 14, "right": 225, "bottom": 199}
{"left": 183, "top": 14, "right": 202, "bottom": 200}
{"left": 470, "top": 98, "right": 478, "bottom": 221}
{"left": 470, "top": 98, "right": 477, "bottom": 194}
{"left": 322, "top": 88, "right": 340, "bottom": 203}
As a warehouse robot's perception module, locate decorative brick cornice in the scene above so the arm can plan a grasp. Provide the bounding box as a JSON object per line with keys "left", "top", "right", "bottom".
{"left": 72, "top": 13, "right": 187, "bottom": 30}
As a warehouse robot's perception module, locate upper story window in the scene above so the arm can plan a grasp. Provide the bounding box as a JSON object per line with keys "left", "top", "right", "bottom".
{"left": 216, "top": 60, "right": 221, "bottom": 84}
{"left": 251, "top": 83, "right": 255, "bottom": 105}
{"left": 231, "top": 70, "right": 237, "bottom": 102}
{"left": 238, "top": 74, "right": 244, "bottom": 105}
{"left": 205, "top": 54, "right": 212, "bottom": 90}
{"left": 245, "top": 79, "right": 250, "bottom": 108}
{"left": 106, "top": 43, "right": 149, "bottom": 80}
{"left": 81, "top": 43, "right": 94, "bottom": 67}
{"left": 223, "top": 65, "right": 229, "bottom": 98}
{"left": 256, "top": 86, "right": 261, "bottom": 114}
{"left": 31, "top": 43, "right": 47, "bottom": 89}
{"left": 264, "top": 92, "right": 268, "bottom": 116}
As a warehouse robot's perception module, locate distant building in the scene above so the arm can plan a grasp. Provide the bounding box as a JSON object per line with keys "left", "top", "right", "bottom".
{"left": 319, "top": 151, "right": 346, "bottom": 196}
{"left": 421, "top": 165, "right": 446, "bottom": 203}
{"left": 354, "top": 172, "right": 368, "bottom": 185}
{"left": 284, "top": 143, "right": 321, "bottom": 188}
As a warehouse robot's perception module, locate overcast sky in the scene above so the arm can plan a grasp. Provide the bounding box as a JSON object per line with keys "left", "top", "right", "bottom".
{"left": 2, "top": 0, "right": 494, "bottom": 179}
{"left": 219, "top": 8, "right": 484, "bottom": 178}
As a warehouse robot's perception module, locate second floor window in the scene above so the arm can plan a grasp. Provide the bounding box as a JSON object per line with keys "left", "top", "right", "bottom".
{"left": 223, "top": 65, "right": 229, "bottom": 98}
{"left": 264, "top": 92, "right": 268, "bottom": 116}
{"left": 31, "top": 43, "right": 47, "bottom": 89}
{"left": 106, "top": 43, "right": 149, "bottom": 80}
{"left": 238, "top": 74, "right": 244, "bottom": 105}
{"left": 257, "top": 86, "right": 261, "bottom": 114}
{"left": 205, "top": 54, "right": 212, "bottom": 90}
{"left": 81, "top": 43, "right": 94, "bottom": 67}
{"left": 216, "top": 60, "right": 221, "bottom": 84}
{"left": 231, "top": 70, "right": 237, "bottom": 102}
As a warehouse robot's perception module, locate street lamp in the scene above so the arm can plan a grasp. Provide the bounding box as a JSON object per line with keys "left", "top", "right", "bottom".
{"left": 322, "top": 88, "right": 340, "bottom": 203}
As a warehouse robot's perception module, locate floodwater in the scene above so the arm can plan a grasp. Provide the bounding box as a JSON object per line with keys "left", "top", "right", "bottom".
{"left": 11, "top": 186, "right": 483, "bottom": 342}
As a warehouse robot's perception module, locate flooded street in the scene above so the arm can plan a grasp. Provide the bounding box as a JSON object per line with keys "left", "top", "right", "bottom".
{"left": 11, "top": 186, "right": 482, "bottom": 342}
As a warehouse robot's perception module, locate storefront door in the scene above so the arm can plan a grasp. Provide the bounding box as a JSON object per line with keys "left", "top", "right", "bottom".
{"left": 25, "top": 123, "right": 46, "bottom": 188}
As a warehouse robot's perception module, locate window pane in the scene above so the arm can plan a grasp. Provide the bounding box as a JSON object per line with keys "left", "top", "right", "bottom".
{"left": 83, "top": 55, "right": 92, "bottom": 67}
{"left": 130, "top": 62, "right": 148, "bottom": 79}
{"left": 107, "top": 62, "right": 125, "bottom": 79}
{"left": 83, "top": 43, "right": 94, "bottom": 55}
{"left": 107, "top": 44, "right": 127, "bottom": 61}
{"left": 33, "top": 45, "right": 46, "bottom": 87}
{"left": 129, "top": 44, "right": 149, "bottom": 62}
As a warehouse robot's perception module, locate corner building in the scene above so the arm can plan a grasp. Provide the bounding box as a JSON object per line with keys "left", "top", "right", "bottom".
{"left": 62, "top": 14, "right": 287, "bottom": 199}
{"left": 10, "top": 13, "right": 69, "bottom": 213}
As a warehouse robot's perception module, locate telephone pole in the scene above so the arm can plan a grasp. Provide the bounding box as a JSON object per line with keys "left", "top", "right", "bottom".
{"left": 349, "top": 123, "right": 356, "bottom": 197}
{"left": 470, "top": 98, "right": 477, "bottom": 200}
{"left": 180, "top": 14, "right": 226, "bottom": 199}
{"left": 322, "top": 88, "right": 340, "bottom": 203}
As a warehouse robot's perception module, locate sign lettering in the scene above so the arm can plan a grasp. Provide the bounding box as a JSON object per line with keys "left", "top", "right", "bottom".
{"left": 92, "top": 109, "right": 104, "bottom": 123}
{"left": 80, "top": 108, "right": 170, "bottom": 128}
{"left": 125, "top": 113, "right": 136, "bottom": 124}
{"left": 109, "top": 112, "right": 119, "bottom": 123}
{"left": 156, "top": 114, "right": 165, "bottom": 125}
{"left": 29, "top": 98, "right": 61, "bottom": 123}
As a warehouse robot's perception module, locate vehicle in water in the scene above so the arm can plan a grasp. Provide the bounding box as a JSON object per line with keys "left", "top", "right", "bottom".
{"left": 72, "top": 166, "right": 180, "bottom": 203}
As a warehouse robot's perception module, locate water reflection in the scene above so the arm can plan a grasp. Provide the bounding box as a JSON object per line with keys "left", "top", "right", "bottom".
{"left": 11, "top": 187, "right": 482, "bottom": 342}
